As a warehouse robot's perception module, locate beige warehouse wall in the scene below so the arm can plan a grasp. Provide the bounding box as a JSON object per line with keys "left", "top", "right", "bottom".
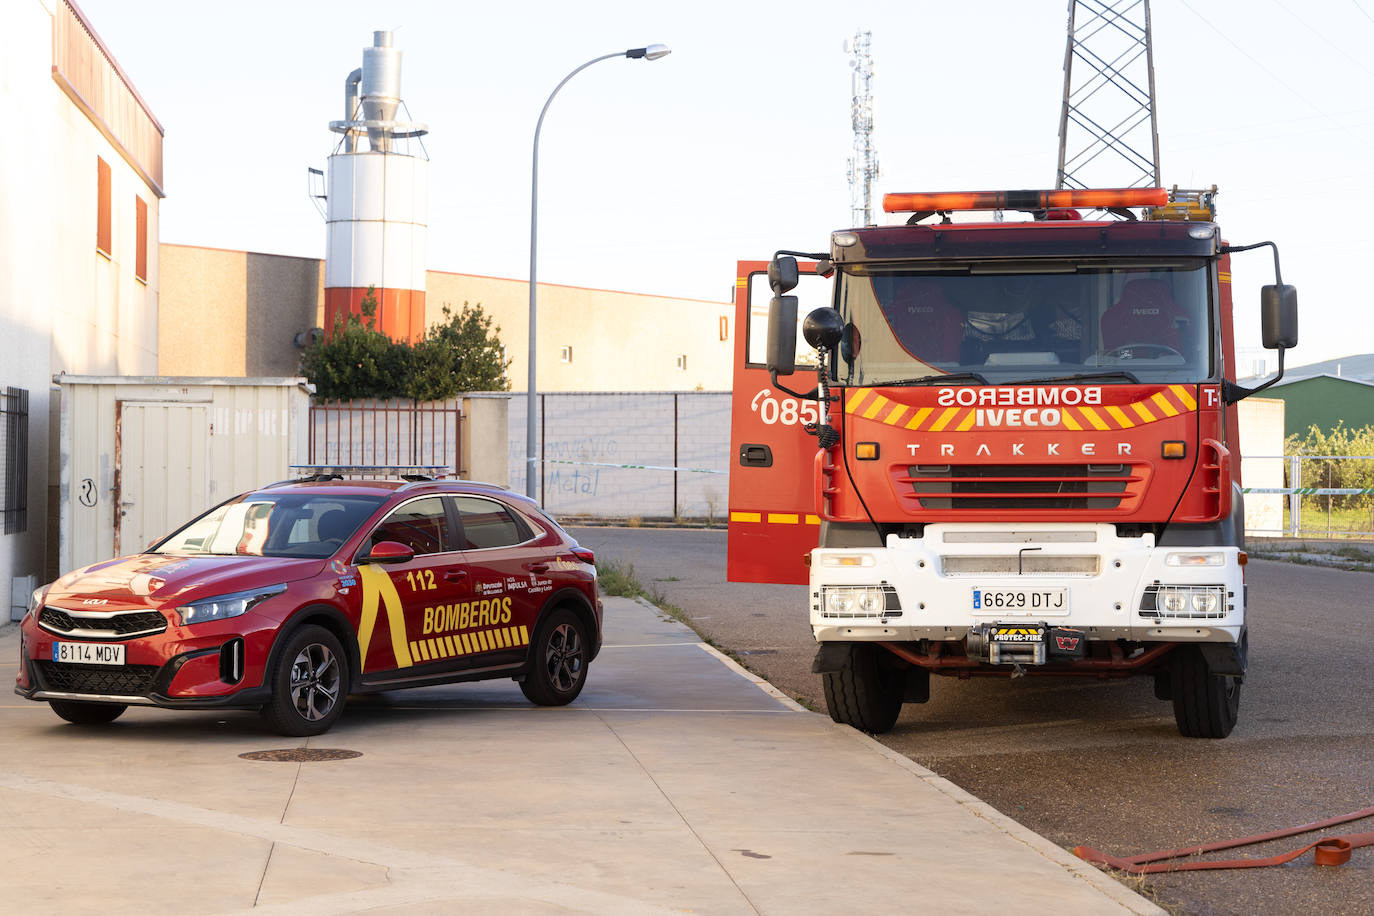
{"left": 160, "top": 247, "right": 734, "bottom": 390}
{"left": 159, "top": 245, "right": 249, "bottom": 376}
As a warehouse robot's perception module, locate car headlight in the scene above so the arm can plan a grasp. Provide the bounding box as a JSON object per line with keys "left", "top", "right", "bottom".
{"left": 27, "top": 585, "right": 49, "bottom": 622}
{"left": 176, "top": 584, "right": 286, "bottom": 626}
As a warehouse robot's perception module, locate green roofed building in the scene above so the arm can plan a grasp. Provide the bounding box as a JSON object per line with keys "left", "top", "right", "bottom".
{"left": 1254, "top": 354, "right": 1374, "bottom": 438}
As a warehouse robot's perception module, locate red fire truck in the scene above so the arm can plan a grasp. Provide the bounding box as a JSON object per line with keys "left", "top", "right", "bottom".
{"left": 727, "top": 187, "right": 1297, "bottom": 739}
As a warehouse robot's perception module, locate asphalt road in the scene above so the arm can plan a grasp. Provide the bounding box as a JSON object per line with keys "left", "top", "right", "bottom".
{"left": 570, "top": 525, "right": 1374, "bottom": 916}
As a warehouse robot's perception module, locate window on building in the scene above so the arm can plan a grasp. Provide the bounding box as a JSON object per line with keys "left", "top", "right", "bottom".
{"left": 96, "top": 157, "right": 111, "bottom": 257}
{"left": 676, "top": 354, "right": 688, "bottom": 370}
{"left": 2, "top": 387, "right": 29, "bottom": 535}
{"left": 560, "top": 346, "right": 573, "bottom": 363}
{"left": 719, "top": 315, "right": 729, "bottom": 341}
{"left": 135, "top": 196, "right": 148, "bottom": 283}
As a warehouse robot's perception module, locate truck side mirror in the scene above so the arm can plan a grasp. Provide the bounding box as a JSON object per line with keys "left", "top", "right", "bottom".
{"left": 768, "top": 256, "right": 799, "bottom": 295}
{"left": 1260, "top": 284, "right": 1298, "bottom": 350}
{"left": 766, "top": 295, "right": 799, "bottom": 375}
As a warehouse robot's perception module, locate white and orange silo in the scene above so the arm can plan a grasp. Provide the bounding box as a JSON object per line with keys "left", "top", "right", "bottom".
{"left": 324, "top": 31, "right": 428, "bottom": 342}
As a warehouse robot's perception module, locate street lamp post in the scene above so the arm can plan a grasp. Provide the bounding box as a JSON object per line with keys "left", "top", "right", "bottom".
{"left": 526, "top": 44, "right": 671, "bottom": 499}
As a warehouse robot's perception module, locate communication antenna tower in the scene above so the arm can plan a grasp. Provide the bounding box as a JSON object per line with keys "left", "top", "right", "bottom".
{"left": 1055, "top": 0, "right": 1160, "bottom": 195}
{"left": 846, "top": 31, "right": 878, "bottom": 227}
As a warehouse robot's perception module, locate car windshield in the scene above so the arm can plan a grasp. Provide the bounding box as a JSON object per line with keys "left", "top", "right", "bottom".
{"left": 832, "top": 261, "right": 1213, "bottom": 386}
{"left": 152, "top": 493, "right": 386, "bottom": 559}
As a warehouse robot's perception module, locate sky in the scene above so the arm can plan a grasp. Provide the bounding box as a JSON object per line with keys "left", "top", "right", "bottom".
{"left": 76, "top": 0, "right": 1374, "bottom": 370}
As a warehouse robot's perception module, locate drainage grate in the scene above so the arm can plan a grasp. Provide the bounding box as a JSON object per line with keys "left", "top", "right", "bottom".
{"left": 239, "top": 748, "right": 362, "bottom": 762}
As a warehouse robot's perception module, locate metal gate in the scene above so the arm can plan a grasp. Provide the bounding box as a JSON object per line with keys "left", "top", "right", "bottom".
{"left": 308, "top": 399, "right": 463, "bottom": 477}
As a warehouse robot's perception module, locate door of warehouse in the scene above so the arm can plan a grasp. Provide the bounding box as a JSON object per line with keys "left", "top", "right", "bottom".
{"left": 115, "top": 402, "right": 209, "bottom": 557}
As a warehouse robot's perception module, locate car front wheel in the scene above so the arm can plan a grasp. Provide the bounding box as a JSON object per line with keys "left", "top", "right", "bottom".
{"left": 261, "top": 625, "right": 349, "bottom": 736}
{"left": 520, "top": 608, "right": 589, "bottom": 706}
{"left": 49, "top": 699, "right": 127, "bottom": 725}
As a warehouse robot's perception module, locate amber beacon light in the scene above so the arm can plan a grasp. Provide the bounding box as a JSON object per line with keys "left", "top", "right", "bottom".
{"left": 882, "top": 188, "right": 1169, "bottom": 214}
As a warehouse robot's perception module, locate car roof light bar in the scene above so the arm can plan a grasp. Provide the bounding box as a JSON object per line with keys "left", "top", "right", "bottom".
{"left": 882, "top": 187, "right": 1168, "bottom": 214}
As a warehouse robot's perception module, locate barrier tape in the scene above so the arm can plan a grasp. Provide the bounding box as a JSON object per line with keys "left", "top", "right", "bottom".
{"left": 541, "top": 459, "right": 726, "bottom": 475}
{"left": 1243, "top": 487, "right": 1374, "bottom": 496}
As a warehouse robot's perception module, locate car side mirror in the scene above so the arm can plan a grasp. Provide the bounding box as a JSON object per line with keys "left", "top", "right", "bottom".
{"left": 358, "top": 540, "right": 414, "bottom": 565}
{"left": 1260, "top": 284, "right": 1298, "bottom": 350}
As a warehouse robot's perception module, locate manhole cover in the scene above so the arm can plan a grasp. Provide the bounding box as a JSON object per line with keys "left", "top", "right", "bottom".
{"left": 239, "top": 748, "right": 362, "bottom": 762}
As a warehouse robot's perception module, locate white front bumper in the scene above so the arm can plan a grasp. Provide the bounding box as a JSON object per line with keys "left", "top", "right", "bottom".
{"left": 809, "top": 523, "right": 1243, "bottom": 645}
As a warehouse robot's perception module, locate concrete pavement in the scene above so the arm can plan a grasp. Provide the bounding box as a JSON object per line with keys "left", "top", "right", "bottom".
{"left": 0, "top": 597, "right": 1159, "bottom": 914}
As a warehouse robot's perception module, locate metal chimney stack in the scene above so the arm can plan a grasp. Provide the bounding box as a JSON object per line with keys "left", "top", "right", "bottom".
{"left": 361, "top": 31, "right": 401, "bottom": 152}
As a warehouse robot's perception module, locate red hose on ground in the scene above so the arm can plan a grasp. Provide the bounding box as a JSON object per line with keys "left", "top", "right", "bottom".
{"left": 1073, "top": 805, "right": 1374, "bottom": 874}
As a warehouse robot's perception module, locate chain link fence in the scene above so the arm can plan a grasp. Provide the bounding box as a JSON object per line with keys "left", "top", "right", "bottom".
{"left": 1244, "top": 455, "right": 1374, "bottom": 538}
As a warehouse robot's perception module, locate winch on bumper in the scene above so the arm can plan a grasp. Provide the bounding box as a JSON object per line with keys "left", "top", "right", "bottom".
{"left": 809, "top": 523, "right": 1246, "bottom": 658}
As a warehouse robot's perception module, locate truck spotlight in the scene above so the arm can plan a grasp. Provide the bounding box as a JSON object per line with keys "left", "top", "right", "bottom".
{"left": 856, "top": 442, "right": 879, "bottom": 460}
{"left": 1162, "top": 441, "right": 1187, "bottom": 459}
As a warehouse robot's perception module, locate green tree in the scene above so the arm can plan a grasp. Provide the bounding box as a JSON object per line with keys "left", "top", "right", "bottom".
{"left": 408, "top": 302, "right": 511, "bottom": 400}
{"left": 1285, "top": 421, "right": 1374, "bottom": 515}
{"left": 299, "top": 291, "right": 510, "bottom": 401}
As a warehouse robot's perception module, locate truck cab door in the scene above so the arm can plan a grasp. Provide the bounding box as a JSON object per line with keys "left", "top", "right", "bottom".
{"left": 727, "top": 260, "right": 833, "bottom": 584}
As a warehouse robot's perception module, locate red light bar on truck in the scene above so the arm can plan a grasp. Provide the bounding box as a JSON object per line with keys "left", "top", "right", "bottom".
{"left": 882, "top": 187, "right": 1168, "bottom": 214}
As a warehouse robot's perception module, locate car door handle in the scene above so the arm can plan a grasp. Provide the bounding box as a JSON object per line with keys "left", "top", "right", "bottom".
{"left": 527, "top": 563, "right": 550, "bottom": 573}
{"left": 442, "top": 569, "right": 468, "bottom": 582}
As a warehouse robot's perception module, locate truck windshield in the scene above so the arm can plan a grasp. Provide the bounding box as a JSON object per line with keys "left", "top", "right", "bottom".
{"left": 833, "top": 261, "right": 1213, "bottom": 386}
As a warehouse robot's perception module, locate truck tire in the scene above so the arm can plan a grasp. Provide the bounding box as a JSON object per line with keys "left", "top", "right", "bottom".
{"left": 1169, "top": 645, "right": 1239, "bottom": 739}
{"left": 822, "top": 643, "right": 904, "bottom": 734}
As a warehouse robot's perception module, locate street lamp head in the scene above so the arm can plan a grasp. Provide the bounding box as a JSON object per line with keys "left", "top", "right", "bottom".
{"left": 626, "top": 44, "right": 671, "bottom": 61}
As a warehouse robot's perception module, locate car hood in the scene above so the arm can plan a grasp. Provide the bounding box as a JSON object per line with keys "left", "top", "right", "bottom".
{"left": 46, "top": 553, "right": 327, "bottom": 607}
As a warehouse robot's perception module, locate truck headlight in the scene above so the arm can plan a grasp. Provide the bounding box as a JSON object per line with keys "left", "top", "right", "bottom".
{"left": 820, "top": 585, "right": 900, "bottom": 618}
{"left": 1165, "top": 552, "right": 1225, "bottom": 567}
{"left": 176, "top": 584, "right": 286, "bottom": 626}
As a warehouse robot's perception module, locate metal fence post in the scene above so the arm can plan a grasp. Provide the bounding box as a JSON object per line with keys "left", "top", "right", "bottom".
{"left": 1288, "top": 455, "right": 1301, "bottom": 537}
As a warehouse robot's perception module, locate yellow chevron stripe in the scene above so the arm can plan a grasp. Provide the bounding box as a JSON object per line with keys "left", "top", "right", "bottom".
{"left": 1106, "top": 405, "right": 1134, "bottom": 427}
{"left": 846, "top": 389, "right": 871, "bottom": 414}
{"left": 1170, "top": 384, "right": 1197, "bottom": 410}
{"left": 929, "top": 406, "right": 961, "bottom": 432}
{"left": 884, "top": 404, "right": 909, "bottom": 426}
{"left": 906, "top": 406, "right": 934, "bottom": 430}
{"left": 861, "top": 394, "right": 890, "bottom": 419}
{"left": 444, "top": 635, "right": 456, "bottom": 656}
{"left": 1080, "top": 406, "right": 1111, "bottom": 431}
{"left": 461, "top": 633, "right": 475, "bottom": 654}
{"left": 1218, "top": 272, "right": 1231, "bottom": 283}
{"left": 736, "top": 277, "right": 748, "bottom": 287}
{"left": 1061, "top": 409, "right": 1083, "bottom": 431}
{"left": 1151, "top": 391, "right": 1180, "bottom": 417}
{"left": 955, "top": 410, "right": 977, "bottom": 432}
{"left": 1131, "top": 401, "right": 1157, "bottom": 423}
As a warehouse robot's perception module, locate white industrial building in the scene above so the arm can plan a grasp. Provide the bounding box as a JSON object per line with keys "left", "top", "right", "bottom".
{"left": 1, "top": 0, "right": 163, "bottom": 618}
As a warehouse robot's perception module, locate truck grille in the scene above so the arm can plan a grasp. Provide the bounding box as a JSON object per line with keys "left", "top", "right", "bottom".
{"left": 39, "top": 607, "right": 167, "bottom": 639}
{"left": 904, "top": 464, "right": 1138, "bottom": 511}
{"left": 35, "top": 661, "right": 160, "bottom": 696}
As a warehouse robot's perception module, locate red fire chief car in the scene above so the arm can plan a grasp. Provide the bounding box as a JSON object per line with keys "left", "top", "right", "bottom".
{"left": 15, "top": 471, "right": 602, "bottom": 735}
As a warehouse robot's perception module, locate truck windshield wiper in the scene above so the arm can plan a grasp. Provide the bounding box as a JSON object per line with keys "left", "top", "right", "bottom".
{"left": 883, "top": 371, "right": 989, "bottom": 387}
{"left": 1020, "top": 370, "right": 1140, "bottom": 385}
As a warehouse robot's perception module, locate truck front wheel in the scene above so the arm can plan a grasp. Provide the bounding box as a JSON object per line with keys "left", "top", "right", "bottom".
{"left": 822, "top": 643, "right": 905, "bottom": 734}
{"left": 1169, "top": 645, "right": 1240, "bottom": 739}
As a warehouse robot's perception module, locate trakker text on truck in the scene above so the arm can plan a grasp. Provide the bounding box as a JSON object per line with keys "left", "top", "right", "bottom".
{"left": 727, "top": 187, "right": 1298, "bottom": 739}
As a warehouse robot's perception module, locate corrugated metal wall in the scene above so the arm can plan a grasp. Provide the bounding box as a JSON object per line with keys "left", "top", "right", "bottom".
{"left": 57, "top": 377, "right": 311, "bottom": 575}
